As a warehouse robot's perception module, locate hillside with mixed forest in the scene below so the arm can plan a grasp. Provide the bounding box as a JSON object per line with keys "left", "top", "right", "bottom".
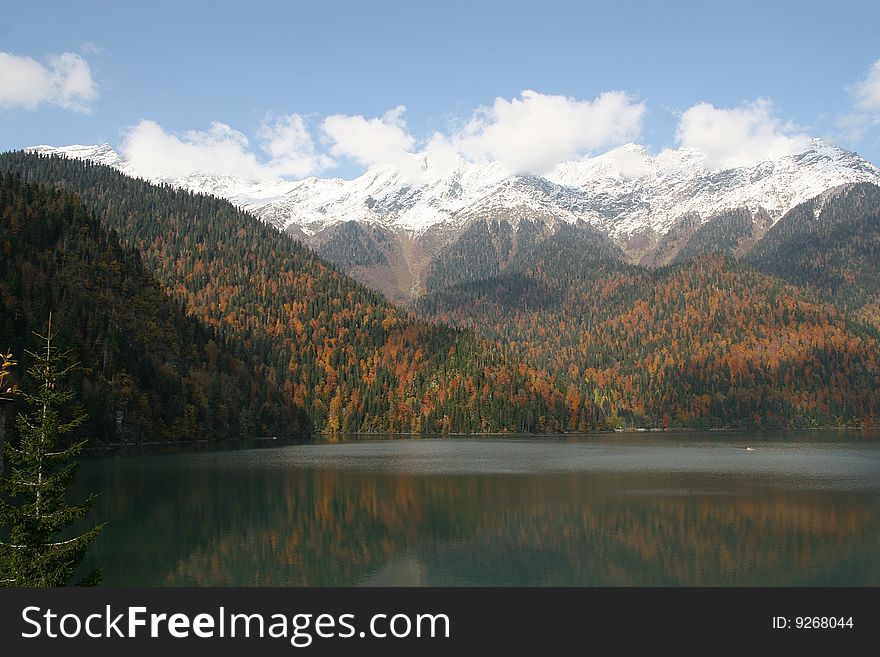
{"left": 0, "top": 153, "right": 572, "bottom": 436}
{"left": 746, "top": 183, "right": 880, "bottom": 330}
{"left": 417, "top": 251, "right": 880, "bottom": 429}
{"left": 4, "top": 152, "right": 879, "bottom": 435}
{"left": 0, "top": 172, "right": 306, "bottom": 442}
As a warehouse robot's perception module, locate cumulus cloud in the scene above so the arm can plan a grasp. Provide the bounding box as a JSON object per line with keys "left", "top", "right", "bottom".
{"left": 0, "top": 51, "right": 98, "bottom": 112}
{"left": 121, "top": 120, "right": 259, "bottom": 179}
{"left": 837, "top": 111, "right": 871, "bottom": 144}
{"left": 423, "top": 131, "right": 463, "bottom": 177}
{"left": 450, "top": 90, "right": 645, "bottom": 175}
{"left": 321, "top": 106, "right": 421, "bottom": 180}
{"left": 318, "top": 91, "right": 645, "bottom": 179}
{"left": 606, "top": 146, "right": 653, "bottom": 179}
{"left": 675, "top": 99, "right": 809, "bottom": 169}
{"left": 121, "top": 114, "right": 330, "bottom": 180}
{"left": 104, "top": 93, "right": 826, "bottom": 182}
{"left": 838, "top": 59, "right": 880, "bottom": 142}
{"left": 257, "top": 114, "right": 333, "bottom": 177}
{"left": 853, "top": 59, "right": 880, "bottom": 114}
{"left": 112, "top": 89, "right": 651, "bottom": 181}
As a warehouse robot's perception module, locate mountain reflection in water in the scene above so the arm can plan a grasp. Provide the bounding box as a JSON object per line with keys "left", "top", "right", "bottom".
{"left": 72, "top": 435, "right": 880, "bottom": 586}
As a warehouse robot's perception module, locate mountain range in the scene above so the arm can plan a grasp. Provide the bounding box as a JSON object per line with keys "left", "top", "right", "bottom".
{"left": 5, "top": 139, "right": 880, "bottom": 434}
{"left": 28, "top": 140, "right": 880, "bottom": 304}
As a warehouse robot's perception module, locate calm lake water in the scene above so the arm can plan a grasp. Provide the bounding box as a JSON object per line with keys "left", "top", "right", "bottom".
{"left": 72, "top": 431, "right": 880, "bottom": 586}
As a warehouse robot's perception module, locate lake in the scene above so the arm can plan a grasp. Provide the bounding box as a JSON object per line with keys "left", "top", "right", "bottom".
{"left": 71, "top": 431, "right": 880, "bottom": 586}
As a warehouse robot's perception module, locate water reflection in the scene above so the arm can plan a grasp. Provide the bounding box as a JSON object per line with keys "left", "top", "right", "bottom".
{"left": 73, "top": 436, "right": 880, "bottom": 586}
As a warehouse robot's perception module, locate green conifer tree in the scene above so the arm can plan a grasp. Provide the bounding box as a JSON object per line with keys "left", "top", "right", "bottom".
{"left": 0, "top": 319, "right": 103, "bottom": 586}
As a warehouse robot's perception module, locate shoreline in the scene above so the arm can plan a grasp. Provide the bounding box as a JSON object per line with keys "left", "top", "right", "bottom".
{"left": 81, "top": 424, "right": 878, "bottom": 453}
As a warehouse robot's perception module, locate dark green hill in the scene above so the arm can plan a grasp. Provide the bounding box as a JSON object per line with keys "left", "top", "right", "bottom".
{"left": 673, "top": 207, "right": 771, "bottom": 263}
{"left": 745, "top": 182, "right": 880, "bottom": 329}
{"left": 640, "top": 208, "right": 771, "bottom": 267}
{"left": 426, "top": 219, "right": 623, "bottom": 294}
{"left": 0, "top": 172, "right": 307, "bottom": 443}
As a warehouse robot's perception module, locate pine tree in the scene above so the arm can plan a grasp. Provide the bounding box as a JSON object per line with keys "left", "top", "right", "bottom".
{"left": 0, "top": 319, "right": 104, "bottom": 586}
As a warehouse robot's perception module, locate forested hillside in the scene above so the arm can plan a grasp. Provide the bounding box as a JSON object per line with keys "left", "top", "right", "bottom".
{"left": 673, "top": 208, "right": 771, "bottom": 263}
{"left": 5, "top": 152, "right": 878, "bottom": 434}
{"left": 426, "top": 219, "right": 623, "bottom": 294}
{"left": 418, "top": 252, "right": 880, "bottom": 428}
{"left": 746, "top": 183, "right": 880, "bottom": 330}
{"left": 1, "top": 152, "right": 570, "bottom": 435}
{"left": 0, "top": 172, "right": 306, "bottom": 442}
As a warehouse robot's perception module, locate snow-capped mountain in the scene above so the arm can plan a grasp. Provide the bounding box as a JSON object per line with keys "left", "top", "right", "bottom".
{"left": 30, "top": 139, "right": 880, "bottom": 237}
{"left": 27, "top": 140, "right": 880, "bottom": 303}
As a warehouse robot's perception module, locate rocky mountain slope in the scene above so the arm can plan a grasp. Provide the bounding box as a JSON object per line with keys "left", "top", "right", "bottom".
{"left": 28, "top": 140, "right": 880, "bottom": 303}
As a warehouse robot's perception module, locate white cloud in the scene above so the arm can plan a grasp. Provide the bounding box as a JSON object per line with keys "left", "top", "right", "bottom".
{"left": 257, "top": 114, "right": 333, "bottom": 177}
{"left": 837, "top": 111, "right": 871, "bottom": 144}
{"left": 675, "top": 99, "right": 809, "bottom": 169}
{"left": 321, "top": 105, "right": 420, "bottom": 180}
{"left": 450, "top": 90, "right": 645, "bottom": 175}
{"left": 424, "top": 131, "right": 463, "bottom": 177}
{"left": 319, "top": 91, "right": 645, "bottom": 179}
{"left": 120, "top": 114, "right": 330, "bottom": 180}
{"left": 838, "top": 59, "right": 880, "bottom": 143}
{"left": 0, "top": 51, "right": 98, "bottom": 112}
{"left": 853, "top": 59, "right": 880, "bottom": 114}
{"left": 607, "top": 147, "right": 653, "bottom": 179}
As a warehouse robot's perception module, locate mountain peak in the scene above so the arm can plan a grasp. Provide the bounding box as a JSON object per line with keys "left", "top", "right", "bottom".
{"left": 25, "top": 139, "right": 880, "bottom": 240}
{"left": 29, "top": 143, "right": 123, "bottom": 168}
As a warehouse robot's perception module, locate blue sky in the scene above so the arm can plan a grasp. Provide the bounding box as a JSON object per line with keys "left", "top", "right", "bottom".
{"left": 2, "top": 0, "right": 880, "bottom": 179}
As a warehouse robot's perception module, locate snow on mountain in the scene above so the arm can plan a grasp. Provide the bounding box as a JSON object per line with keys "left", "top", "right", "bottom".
{"left": 23, "top": 139, "right": 880, "bottom": 304}
{"left": 29, "top": 143, "right": 129, "bottom": 171}
{"left": 28, "top": 143, "right": 299, "bottom": 211}
{"left": 27, "top": 138, "right": 880, "bottom": 242}
{"left": 547, "top": 140, "right": 880, "bottom": 236}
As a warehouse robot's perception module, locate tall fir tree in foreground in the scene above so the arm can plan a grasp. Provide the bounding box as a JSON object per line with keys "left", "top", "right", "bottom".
{"left": 0, "top": 319, "right": 103, "bottom": 586}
